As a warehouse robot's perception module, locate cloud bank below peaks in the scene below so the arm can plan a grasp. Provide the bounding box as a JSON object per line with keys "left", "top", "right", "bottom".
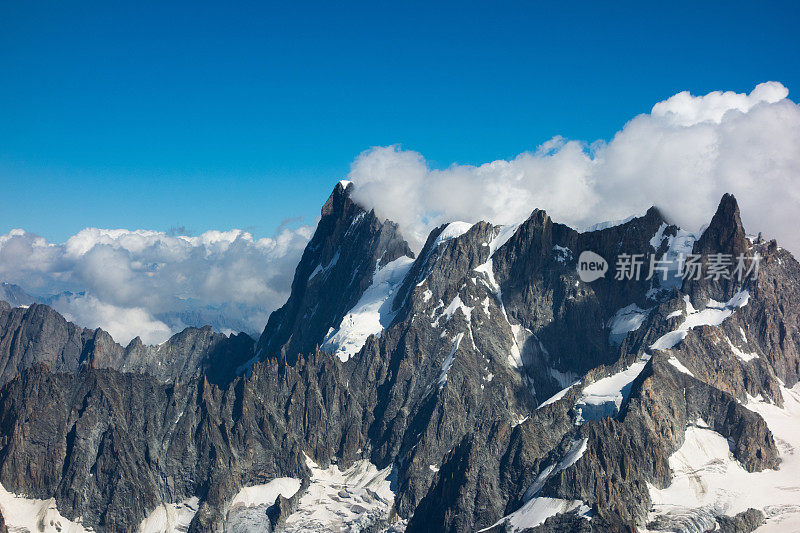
{"left": 0, "top": 226, "right": 312, "bottom": 345}
{"left": 349, "top": 82, "right": 800, "bottom": 254}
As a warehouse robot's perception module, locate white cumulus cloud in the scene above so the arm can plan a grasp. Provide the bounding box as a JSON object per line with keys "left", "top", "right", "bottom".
{"left": 349, "top": 82, "right": 800, "bottom": 255}
{"left": 0, "top": 225, "right": 313, "bottom": 345}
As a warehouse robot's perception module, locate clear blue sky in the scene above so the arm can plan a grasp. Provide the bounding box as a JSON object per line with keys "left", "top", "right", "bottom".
{"left": 1, "top": 1, "right": 798, "bottom": 242}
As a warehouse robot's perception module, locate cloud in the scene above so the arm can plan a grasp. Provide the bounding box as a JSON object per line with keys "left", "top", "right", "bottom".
{"left": 50, "top": 293, "right": 173, "bottom": 346}
{"left": 0, "top": 225, "right": 313, "bottom": 344}
{"left": 651, "top": 81, "right": 788, "bottom": 126}
{"left": 349, "top": 82, "right": 800, "bottom": 255}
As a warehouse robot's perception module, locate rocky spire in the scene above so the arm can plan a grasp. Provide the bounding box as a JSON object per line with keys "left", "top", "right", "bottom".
{"left": 693, "top": 193, "right": 749, "bottom": 258}
{"left": 256, "top": 181, "right": 414, "bottom": 364}
{"left": 685, "top": 193, "right": 752, "bottom": 303}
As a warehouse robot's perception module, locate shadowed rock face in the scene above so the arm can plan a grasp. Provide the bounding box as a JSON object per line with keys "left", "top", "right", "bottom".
{"left": 0, "top": 189, "right": 797, "bottom": 533}
{"left": 491, "top": 206, "right": 673, "bottom": 389}
{"left": 0, "top": 301, "right": 255, "bottom": 387}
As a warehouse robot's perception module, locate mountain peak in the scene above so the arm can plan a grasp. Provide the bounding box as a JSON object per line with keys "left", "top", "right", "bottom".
{"left": 643, "top": 205, "right": 667, "bottom": 224}
{"left": 321, "top": 180, "right": 355, "bottom": 217}
{"left": 257, "top": 180, "right": 413, "bottom": 363}
{"left": 693, "top": 193, "right": 747, "bottom": 257}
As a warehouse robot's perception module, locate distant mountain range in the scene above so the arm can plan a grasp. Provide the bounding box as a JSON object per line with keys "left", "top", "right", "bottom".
{"left": 0, "top": 182, "right": 798, "bottom": 532}
{"left": 0, "top": 282, "right": 262, "bottom": 340}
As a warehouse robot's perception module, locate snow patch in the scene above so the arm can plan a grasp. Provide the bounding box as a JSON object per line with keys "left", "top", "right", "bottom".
{"left": 140, "top": 497, "right": 200, "bottom": 533}
{"left": 552, "top": 245, "right": 573, "bottom": 264}
{"left": 322, "top": 256, "right": 414, "bottom": 362}
{"left": 575, "top": 355, "right": 651, "bottom": 424}
{"left": 433, "top": 221, "right": 474, "bottom": 248}
{"left": 649, "top": 222, "right": 668, "bottom": 248}
{"left": 481, "top": 296, "right": 491, "bottom": 317}
{"left": 607, "top": 304, "right": 651, "bottom": 345}
{"left": 229, "top": 478, "right": 302, "bottom": 509}
{"left": 538, "top": 381, "right": 579, "bottom": 409}
{"left": 0, "top": 482, "right": 94, "bottom": 532}
{"left": 309, "top": 250, "right": 340, "bottom": 281}
{"left": 285, "top": 455, "right": 397, "bottom": 532}
{"left": 485, "top": 223, "right": 519, "bottom": 256}
{"left": 507, "top": 329, "right": 525, "bottom": 369}
{"left": 438, "top": 333, "right": 464, "bottom": 388}
{"left": 650, "top": 290, "right": 750, "bottom": 351}
{"left": 224, "top": 479, "right": 301, "bottom": 531}
{"left": 726, "top": 337, "right": 759, "bottom": 362}
{"left": 440, "top": 294, "right": 473, "bottom": 324}
{"left": 668, "top": 357, "right": 695, "bottom": 376}
{"left": 483, "top": 498, "right": 590, "bottom": 532}
{"left": 581, "top": 214, "right": 638, "bottom": 233}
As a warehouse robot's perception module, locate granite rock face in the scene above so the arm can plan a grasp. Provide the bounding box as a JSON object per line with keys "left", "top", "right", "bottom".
{"left": 0, "top": 187, "right": 798, "bottom": 532}
{"left": 0, "top": 301, "right": 255, "bottom": 387}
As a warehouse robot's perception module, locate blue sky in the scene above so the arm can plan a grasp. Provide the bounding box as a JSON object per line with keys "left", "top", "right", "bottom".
{"left": 1, "top": 1, "right": 798, "bottom": 242}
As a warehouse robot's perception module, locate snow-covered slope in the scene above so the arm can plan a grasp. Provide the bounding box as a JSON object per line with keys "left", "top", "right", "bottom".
{"left": 0, "top": 482, "right": 93, "bottom": 533}
{"left": 574, "top": 355, "right": 651, "bottom": 423}
{"left": 224, "top": 478, "right": 302, "bottom": 532}
{"left": 651, "top": 291, "right": 750, "bottom": 351}
{"left": 139, "top": 498, "right": 200, "bottom": 533}
{"left": 645, "top": 384, "right": 800, "bottom": 532}
{"left": 321, "top": 256, "right": 414, "bottom": 362}
{"left": 285, "top": 456, "right": 397, "bottom": 531}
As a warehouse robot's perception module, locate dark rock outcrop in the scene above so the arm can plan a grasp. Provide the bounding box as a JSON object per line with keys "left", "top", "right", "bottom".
{"left": 0, "top": 301, "right": 254, "bottom": 386}
{"left": 716, "top": 508, "right": 766, "bottom": 533}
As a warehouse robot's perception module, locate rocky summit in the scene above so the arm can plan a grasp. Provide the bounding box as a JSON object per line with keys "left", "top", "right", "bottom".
{"left": 1, "top": 182, "right": 799, "bottom": 532}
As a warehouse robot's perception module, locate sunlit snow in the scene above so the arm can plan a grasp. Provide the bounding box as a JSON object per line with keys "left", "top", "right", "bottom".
{"left": 285, "top": 455, "right": 397, "bottom": 532}
{"left": 140, "top": 497, "right": 200, "bottom": 533}
{"left": 645, "top": 385, "right": 800, "bottom": 532}
{"left": 321, "top": 256, "right": 414, "bottom": 362}
{"left": 650, "top": 291, "right": 749, "bottom": 351}
{"left": 0, "top": 482, "right": 94, "bottom": 532}
{"left": 224, "top": 478, "right": 302, "bottom": 531}
{"left": 574, "top": 355, "right": 651, "bottom": 424}
{"left": 432, "top": 221, "right": 474, "bottom": 248}
{"left": 482, "top": 438, "right": 590, "bottom": 532}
